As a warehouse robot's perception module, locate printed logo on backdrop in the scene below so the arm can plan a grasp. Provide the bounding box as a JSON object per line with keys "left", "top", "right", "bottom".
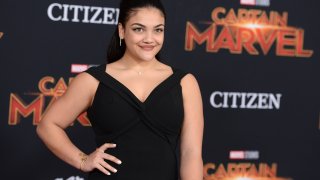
{"left": 47, "top": 3, "right": 119, "bottom": 25}
{"left": 8, "top": 64, "right": 95, "bottom": 126}
{"left": 241, "top": 0, "right": 270, "bottom": 7}
{"left": 55, "top": 176, "right": 84, "bottom": 180}
{"left": 185, "top": 1, "right": 313, "bottom": 57}
{"left": 203, "top": 163, "right": 293, "bottom": 180}
{"left": 204, "top": 149, "right": 293, "bottom": 180}
{"left": 229, "top": 150, "right": 259, "bottom": 160}
{"left": 210, "top": 91, "right": 282, "bottom": 109}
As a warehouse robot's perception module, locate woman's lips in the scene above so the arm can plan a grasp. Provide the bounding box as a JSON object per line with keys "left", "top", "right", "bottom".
{"left": 139, "top": 45, "right": 155, "bottom": 51}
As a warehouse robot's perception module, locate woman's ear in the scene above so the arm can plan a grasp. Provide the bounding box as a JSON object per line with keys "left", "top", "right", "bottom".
{"left": 118, "top": 23, "right": 124, "bottom": 39}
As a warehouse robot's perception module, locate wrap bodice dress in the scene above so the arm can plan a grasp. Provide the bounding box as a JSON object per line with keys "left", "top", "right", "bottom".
{"left": 84, "top": 63, "right": 188, "bottom": 180}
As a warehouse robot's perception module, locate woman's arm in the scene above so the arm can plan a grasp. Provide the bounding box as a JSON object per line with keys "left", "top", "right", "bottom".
{"left": 179, "top": 73, "right": 204, "bottom": 180}
{"left": 36, "top": 72, "right": 121, "bottom": 175}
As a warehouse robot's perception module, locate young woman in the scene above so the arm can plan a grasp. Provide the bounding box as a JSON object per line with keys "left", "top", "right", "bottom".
{"left": 37, "top": 0, "right": 204, "bottom": 179}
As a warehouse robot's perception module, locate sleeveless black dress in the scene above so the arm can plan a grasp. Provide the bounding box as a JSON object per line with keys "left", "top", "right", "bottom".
{"left": 84, "top": 63, "right": 188, "bottom": 180}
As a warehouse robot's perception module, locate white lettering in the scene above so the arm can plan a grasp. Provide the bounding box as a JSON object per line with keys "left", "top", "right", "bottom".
{"left": 223, "top": 92, "right": 229, "bottom": 108}
{"left": 210, "top": 91, "right": 282, "bottom": 109}
{"left": 269, "top": 93, "right": 281, "bottom": 109}
{"left": 47, "top": 3, "right": 62, "bottom": 21}
{"left": 209, "top": 91, "right": 223, "bottom": 108}
{"left": 247, "top": 93, "right": 257, "bottom": 109}
{"left": 258, "top": 93, "right": 269, "bottom": 109}
{"left": 90, "top": 6, "right": 103, "bottom": 24}
{"left": 240, "top": 92, "right": 246, "bottom": 108}
{"left": 115, "top": 8, "right": 120, "bottom": 24}
{"left": 83, "top": 6, "right": 90, "bottom": 23}
{"left": 62, "top": 4, "right": 69, "bottom": 22}
{"left": 229, "top": 92, "right": 241, "bottom": 108}
{"left": 69, "top": 5, "right": 83, "bottom": 22}
{"left": 47, "top": 3, "right": 119, "bottom": 25}
{"left": 103, "top": 8, "right": 115, "bottom": 24}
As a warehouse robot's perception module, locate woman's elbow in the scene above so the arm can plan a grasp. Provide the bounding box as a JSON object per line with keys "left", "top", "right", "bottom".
{"left": 36, "top": 119, "right": 52, "bottom": 140}
{"left": 36, "top": 121, "right": 46, "bottom": 139}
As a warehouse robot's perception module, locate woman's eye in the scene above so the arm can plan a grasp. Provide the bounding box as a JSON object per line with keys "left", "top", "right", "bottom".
{"left": 155, "top": 28, "right": 164, "bottom": 33}
{"left": 133, "top": 28, "right": 143, "bottom": 32}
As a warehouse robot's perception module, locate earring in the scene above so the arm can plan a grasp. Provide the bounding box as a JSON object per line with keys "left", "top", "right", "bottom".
{"left": 119, "top": 38, "right": 122, "bottom": 47}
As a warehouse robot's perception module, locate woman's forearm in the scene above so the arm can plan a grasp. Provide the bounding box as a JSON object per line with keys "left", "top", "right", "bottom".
{"left": 36, "top": 122, "right": 83, "bottom": 170}
{"left": 180, "top": 152, "right": 203, "bottom": 180}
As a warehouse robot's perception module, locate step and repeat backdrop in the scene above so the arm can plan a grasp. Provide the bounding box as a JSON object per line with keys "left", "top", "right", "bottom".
{"left": 1, "top": 0, "right": 319, "bottom": 179}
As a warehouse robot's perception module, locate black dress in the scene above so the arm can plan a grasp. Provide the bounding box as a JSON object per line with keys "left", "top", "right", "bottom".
{"left": 84, "top": 63, "right": 188, "bottom": 180}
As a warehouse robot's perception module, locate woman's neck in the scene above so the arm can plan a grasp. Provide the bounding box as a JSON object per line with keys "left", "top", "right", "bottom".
{"left": 119, "top": 53, "right": 159, "bottom": 70}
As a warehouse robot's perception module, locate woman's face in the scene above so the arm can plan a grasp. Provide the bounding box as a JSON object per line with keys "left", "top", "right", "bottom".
{"left": 119, "top": 7, "right": 165, "bottom": 62}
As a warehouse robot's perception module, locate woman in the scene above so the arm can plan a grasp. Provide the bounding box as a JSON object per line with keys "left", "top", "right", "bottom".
{"left": 37, "top": 0, "right": 204, "bottom": 179}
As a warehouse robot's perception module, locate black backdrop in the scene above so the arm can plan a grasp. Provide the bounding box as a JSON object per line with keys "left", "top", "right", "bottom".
{"left": 1, "top": 0, "right": 319, "bottom": 179}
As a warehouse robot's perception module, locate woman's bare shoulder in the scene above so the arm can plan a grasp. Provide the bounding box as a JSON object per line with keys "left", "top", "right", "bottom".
{"left": 180, "top": 73, "right": 198, "bottom": 88}
{"left": 63, "top": 71, "right": 100, "bottom": 99}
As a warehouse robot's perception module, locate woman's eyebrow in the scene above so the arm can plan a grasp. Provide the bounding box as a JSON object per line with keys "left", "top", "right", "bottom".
{"left": 130, "top": 23, "right": 165, "bottom": 28}
{"left": 130, "top": 23, "right": 145, "bottom": 27}
{"left": 154, "top": 24, "right": 165, "bottom": 28}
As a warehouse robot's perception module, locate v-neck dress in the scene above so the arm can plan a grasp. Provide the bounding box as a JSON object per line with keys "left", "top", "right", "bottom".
{"left": 84, "top": 63, "right": 189, "bottom": 180}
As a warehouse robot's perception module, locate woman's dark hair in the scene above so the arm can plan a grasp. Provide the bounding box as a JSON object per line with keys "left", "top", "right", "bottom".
{"left": 107, "top": 0, "right": 166, "bottom": 63}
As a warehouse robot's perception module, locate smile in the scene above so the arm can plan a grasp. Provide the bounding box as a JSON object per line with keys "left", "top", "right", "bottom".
{"left": 139, "top": 45, "right": 155, "bottom": 51}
